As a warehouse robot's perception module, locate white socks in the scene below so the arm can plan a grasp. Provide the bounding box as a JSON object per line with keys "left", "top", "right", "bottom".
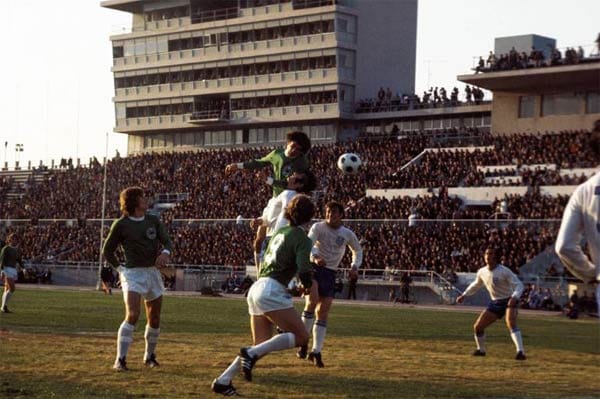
{"left": 217, "top": 356, "right": 241, "bottom": 385}
{"left": 144, "top": 325, "right": 160, "bottom": 361}
{"left": 301, "top": 311, "right": 315, "bottom": 334}
{"left": 1, "top": 290, "right": 13, "bottom": 309}
{"left": 312, "top": 320, "right": 327, "bottom": 353}
{"left": 116, "top": 321, "right": 135, "bottom": 360}
{"left": 247, "top": 332, "right": 296, "bottom": 358}
{"left": 510, "top": 328, "right": 524, "bottom": 353}
{"left": 474, "top": 332, "right": 486, "bottom": 352}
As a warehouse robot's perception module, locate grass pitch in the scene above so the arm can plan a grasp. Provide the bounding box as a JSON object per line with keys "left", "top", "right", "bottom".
{"left": 0, "top": 288, "right": 598, "bottom": 399}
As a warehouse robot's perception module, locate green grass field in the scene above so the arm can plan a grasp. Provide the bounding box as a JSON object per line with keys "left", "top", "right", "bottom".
{"left": 0, "top": 288, "right": 598, "bottom": 399}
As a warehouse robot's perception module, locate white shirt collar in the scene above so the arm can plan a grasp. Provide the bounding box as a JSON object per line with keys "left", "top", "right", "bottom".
{"left": 128, "top": 215, "right": 145, "bottom": 222}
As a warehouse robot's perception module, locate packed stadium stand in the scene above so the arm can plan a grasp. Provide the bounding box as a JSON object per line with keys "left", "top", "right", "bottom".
{"left": 0, "top": 129, "right": 591, "bottom": 286}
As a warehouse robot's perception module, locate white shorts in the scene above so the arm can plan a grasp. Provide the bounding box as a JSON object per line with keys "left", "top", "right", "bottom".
{"left": 119, "top": 267, "right": 165, "bottom": 302}
{"left": 247, "top": 277, "right": 293, "bottom": 316}
{"left": 1, "top": 267, "right": 17, "bottom": 281}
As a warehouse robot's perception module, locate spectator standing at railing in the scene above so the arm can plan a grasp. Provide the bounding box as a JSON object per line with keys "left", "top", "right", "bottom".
{"left": 475, "top": 56, "right": 485, "bottom": 73}
{"left": 486, "top": 51, "right": 497, "bottom": 69}
{"left": 399, "top": 271, "right": 412, "bottom": 303}
{"left": 555, "top": 124, "right": 600, "bottom": 321}
{"left": 465, "top": 85, "right": 472, "bottom": 103}
{"left": 596, "top": 33, "right": 600, "bottom": 55}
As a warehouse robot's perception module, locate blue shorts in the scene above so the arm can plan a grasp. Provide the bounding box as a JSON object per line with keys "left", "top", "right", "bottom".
{"left": 486, "top": 298, "right": 511, "bottom": 318}
{"left": 314, "top": 267, "right": 336, "bottom": 298}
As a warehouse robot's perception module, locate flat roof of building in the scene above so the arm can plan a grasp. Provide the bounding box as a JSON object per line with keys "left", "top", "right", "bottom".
{"left": 458, "top": 60, "right": 600, "bottom": 91}
{"left": 100, "top": 0, "right": 143, "bottom": 13}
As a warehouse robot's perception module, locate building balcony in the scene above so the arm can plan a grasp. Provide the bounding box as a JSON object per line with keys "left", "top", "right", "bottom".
{"left": 189, "top": 110, "right": 230, "bottom": 123}
{"left": 231, "top": 102, "right": 339, "bottom": 123}
{"left": 112, "top": 32, "right": 344, "bottom": 71}
{"left": 114, "top": 68, "right": 341, "bottom": 101}
{"left": 115, "top": 114, "right": 193, "bottom": 133}
{"left": 115, "top": 102, "right": 339, "bottom": 133}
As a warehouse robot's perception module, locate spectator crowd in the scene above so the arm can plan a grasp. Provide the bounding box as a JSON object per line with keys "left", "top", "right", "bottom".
{"left": 0, "top": 129, "right": 595, "bottom": 294}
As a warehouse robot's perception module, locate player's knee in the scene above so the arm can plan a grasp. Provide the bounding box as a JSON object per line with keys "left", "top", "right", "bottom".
{"left": 473, "top": 323, "right": 484, "bottom": 334}
{"left": 126, "top": 311, "right": 140, "bottom": 324}
{"left": 305, "top": 298, "right": 317, "bottom": 310}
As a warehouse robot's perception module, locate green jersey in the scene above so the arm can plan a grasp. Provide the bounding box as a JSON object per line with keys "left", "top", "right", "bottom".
{"left": 243, "top": 148, "right": 310, "bottom": 196}
{"left": 259, "top": 225, "right": 313, "bottom": 288}
{"left": 103, "top": 214, "right": 173, "bottom": 269}
{"left": 0, "top": 245, "right": 22, "bottom": 269}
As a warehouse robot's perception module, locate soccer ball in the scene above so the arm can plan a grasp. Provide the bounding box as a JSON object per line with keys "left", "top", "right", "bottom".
{"left": 337, "top": 153, "right": 362, "bottom": 174}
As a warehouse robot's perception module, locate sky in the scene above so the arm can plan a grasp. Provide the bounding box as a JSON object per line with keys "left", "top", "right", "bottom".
{"left": 0, "top": 0, "right": 598, "bottom": 166}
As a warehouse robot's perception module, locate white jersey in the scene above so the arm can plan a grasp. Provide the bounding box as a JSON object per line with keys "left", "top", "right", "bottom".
{"left": 308, "top": 222, "right": 363, "bottom": 271}
{"left": 555, "top": 172, "right": 600, "bottom": 282}
{"left": 261, "top": 190, "right": 297, "bottom": 236}
{"left": 462, "top": 264, "right": 524, "bottom": 301}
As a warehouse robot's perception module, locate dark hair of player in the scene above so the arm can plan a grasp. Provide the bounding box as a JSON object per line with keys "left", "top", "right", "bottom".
{"left": 120, "top": 186, "right": 144, "bottom": 217}
{"left": 286, "top": 131, "right": 311, "bottom": 155}
{"left": 325, "top": 201, "right": 345, "bottom": 218}
{"left": 484, "top": 245, "right": 499, "bottom": 259}
{"left": 284, "top": 194, "right": 315, "bottom": 226}
{"left": 295, "top": 170, "right": 318, "bottom": 194}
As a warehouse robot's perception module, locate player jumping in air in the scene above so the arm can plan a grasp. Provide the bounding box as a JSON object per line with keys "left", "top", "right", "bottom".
{"left": 225, "top": 131, "right": 311, "bottom": 269}
{"left": 103, "top": 187, "right": 173, "bottom": 371}
{"left": 457, "top": 246, "right": 526, "bottom": 360}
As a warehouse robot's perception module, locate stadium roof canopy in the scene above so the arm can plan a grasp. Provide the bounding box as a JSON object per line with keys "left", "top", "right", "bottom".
{"left": 458, "top": 61, "right": 600, "bottom": 92}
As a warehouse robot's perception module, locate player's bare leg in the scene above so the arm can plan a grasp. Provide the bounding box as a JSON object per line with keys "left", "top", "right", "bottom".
{"left": 253, "top": 225, "right": 267, "bottom": 273}
{"left": 471, "top": 310, "right": 498, "bottom": 356}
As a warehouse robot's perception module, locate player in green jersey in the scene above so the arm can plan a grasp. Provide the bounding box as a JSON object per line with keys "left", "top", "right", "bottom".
{"left": 225, "top": 130, "right": 311, "bottom": 270}
{"left": 0, "top": 233, "right": 24, "bottom": 313}
{"left": 103, "top": 187, "right": 173, "bottom": 371}
{"left": 211, "top": 195, "right": 315, "bottom": 396}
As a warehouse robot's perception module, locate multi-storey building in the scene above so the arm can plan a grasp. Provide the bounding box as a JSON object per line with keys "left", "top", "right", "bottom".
{"left": 102, "top": 0, "right": 420, "bottom": 154}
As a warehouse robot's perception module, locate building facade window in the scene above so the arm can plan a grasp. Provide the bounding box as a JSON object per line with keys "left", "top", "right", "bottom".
{"left": 518, "top": 96, "right": 536, "bottom": 118}
{"left": 586, "top": 92, "right": 600, "bottom": 114}
{"left": 542, "top": 93, "right": 584, "bottom": 116}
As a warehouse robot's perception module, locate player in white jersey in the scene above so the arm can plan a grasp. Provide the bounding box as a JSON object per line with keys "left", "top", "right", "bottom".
{"left": 555, "top": 128, "right": 600, "bottom": 318}
{"left": 251, "top": 171, "right": 317, "bottom": 272}
{"left": 457, "top": 246, "right": 526, "bottom": 360}
{"left": 298, "top": 201, "right": 363, "bottom": 367}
